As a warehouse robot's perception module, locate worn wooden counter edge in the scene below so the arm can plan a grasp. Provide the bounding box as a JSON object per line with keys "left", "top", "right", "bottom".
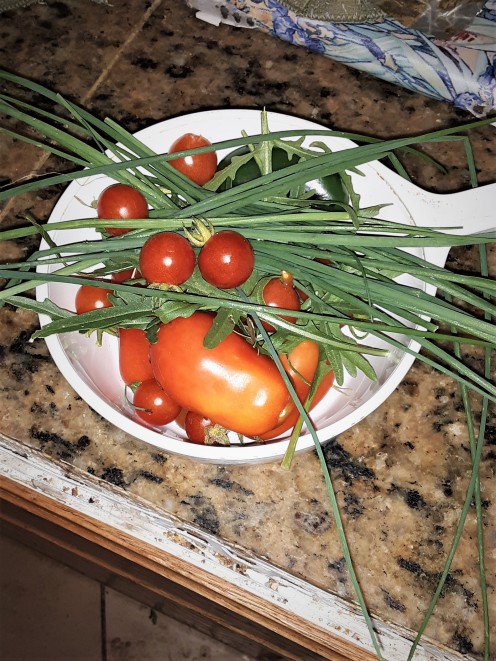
{"left": 0, "top": 433, "right": 470, "bottom": 661}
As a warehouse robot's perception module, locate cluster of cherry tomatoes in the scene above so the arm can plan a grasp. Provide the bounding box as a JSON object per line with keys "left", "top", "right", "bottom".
{"left": 73, "top": 133, "right": 326, "bottom": 444}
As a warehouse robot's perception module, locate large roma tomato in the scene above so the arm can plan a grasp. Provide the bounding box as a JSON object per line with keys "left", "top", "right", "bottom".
{"left": 149, "top": 312, "right": 292, "bottom": 438}
{"left": 259, "top": 340, "right": 334, "bottom": 440}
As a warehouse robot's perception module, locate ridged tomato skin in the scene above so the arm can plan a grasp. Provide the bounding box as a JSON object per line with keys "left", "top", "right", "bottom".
{"left": 149, "top": 312, "right": 292, "bottom": 438}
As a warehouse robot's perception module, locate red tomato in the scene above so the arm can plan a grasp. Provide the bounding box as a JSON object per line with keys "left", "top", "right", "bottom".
{"left": 97, "top": 183, "right": 149, "bottom": 236}
{"left": 184, "top": 411, "right": 230, "bottom": 445}
{"left": 259, "top": 340, "right": 334, "bottom": 440}
{"left": 75, "top": 285, "right": 113, "bottom": 314}
{"left": 133, "top": 379, "right": 181, "bottom": 426}
{"left": 198, "top": 230, "right": 254, "bottom": 289}
{"left": 139, "top": 232, "right": 196, "bottom": 285}
{"left": 111, "top": 268, "right": 141, "bottom": 284}
{"left": 185, "top": 411, "right": 213, "bottom": 444}
{"left": 118, "top": 328, "right": 154, "bottom": 385}
{"left": 149, "top": 312, "right": 292, "bottom": 438}
{"left": 168, "top": 133, "right": 217, "bottom": 186}
{"left": 262, "top": 273, "right": 301, "bottom": 332}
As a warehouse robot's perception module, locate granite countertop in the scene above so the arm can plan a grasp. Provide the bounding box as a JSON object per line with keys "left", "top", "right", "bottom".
{"left": 0, "top": 1, "right": 495, "bottom": 658}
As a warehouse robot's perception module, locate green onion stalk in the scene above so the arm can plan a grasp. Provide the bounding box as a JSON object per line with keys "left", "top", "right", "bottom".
{"left": 0, "top": 71, "right": 494, "bottom": 659}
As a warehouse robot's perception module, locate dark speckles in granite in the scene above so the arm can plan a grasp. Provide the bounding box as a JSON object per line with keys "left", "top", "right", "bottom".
{"left": 164, "top": 63, "right": 193, "bottom": 79}
{"left": 441, "top": 479, "right": 453, "bottom": 497}
{"left": 294, "top": 500, "right": 331, "bottom": 535}
{"left": 29, "top": 425, "right": 91, "bottom": 462}
{"left": 210, "top": 477, "right": 254, "bottom": 497}
{"left": 327, "top": 557, "right": 348, "bottom": 587}
{"left": 129, "top": 56, "right": 159, "bottom": 70}
{"left": 388, "top": 485, "right": 428, "bottom": 511}
{"left": 397, "top": 558, "right": 477, "bottom": 608}
{"left": 342, "top": 492, "right": 363, "bottom": 519}
{"left": 181, "top": 495, "right": 220, "bottom": 536}
{"left": 150, "top": 452, "right": 167, "bottom": 465}
{"left": 136, "top": 469, "right": 164, "bottom": 484}
{"left": 4, "top": 324, "right": 50, "bottom": 382}
{"left": 381, "top": 588, "right": 406, "bottom": 614}
{"left": 321, "top": 438, "right": 375, "bottom": 485}
{"left": 452, "top": 629, "right": 475, "bottom": 656}
{"left": 101, "top": 466, "right": 127, "bottom": 488}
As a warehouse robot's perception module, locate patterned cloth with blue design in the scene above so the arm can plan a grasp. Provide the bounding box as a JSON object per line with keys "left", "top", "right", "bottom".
{"left": 188, "top": 0, "right": 496, "bottom": 116}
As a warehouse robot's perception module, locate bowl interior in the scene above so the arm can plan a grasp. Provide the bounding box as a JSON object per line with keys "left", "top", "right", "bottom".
{"left": 37, "top": 109, "right": 426, "bottom": 463}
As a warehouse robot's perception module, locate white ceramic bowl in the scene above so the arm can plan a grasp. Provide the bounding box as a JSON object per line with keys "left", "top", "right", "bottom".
{"left": 36, "top": 110, "right": 496, "bottom": 463}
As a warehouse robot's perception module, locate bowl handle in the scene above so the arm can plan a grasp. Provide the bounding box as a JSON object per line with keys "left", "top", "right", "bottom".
{"left": 381, "top": 171, "right": 496, "bottom": 267}
{"left": 417, "top": 184, "right": 496, "bottom": 237}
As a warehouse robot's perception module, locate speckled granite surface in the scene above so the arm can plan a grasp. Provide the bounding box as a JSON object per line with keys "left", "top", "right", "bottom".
{"left": 0, "top": 1, "right": 495, "bottom": 658}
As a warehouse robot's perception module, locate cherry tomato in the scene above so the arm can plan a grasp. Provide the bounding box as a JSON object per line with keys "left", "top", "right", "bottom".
{"left": 184, "top": 411, "right": 230, "bottom": 445}
{"left": 118, "top": 328, "right": 154, "bottom": 385}
{"left": 185, "top": 411, "right": 213, "bottom": 444}
{"left": 111, "top": 267, "right": 141, "bottom": 284}
{"left": 139, "top": 232, "right": 196, "bottom": 285}
{"left": 168, "top": 133, "right": 217, "bottom": 186}
{"left": 262, "top": 272, "right": 301, "bottom": 332}
{"left": 97, "top": 183, "right": 149, "bottom": 236}
{"left": 75, "top": 285, "right": 113, "bottom": 314}
{"left": 198, "top": 230, "right": 254, "bottom": 289}
{"left": 259, "top": 340, "right": 334, "bottom": 440}
{"left": 150, "top": 312, "right": 292, "bottom": 438}
{"left": 133, "top": 379, "right": 181, "bottom": 426}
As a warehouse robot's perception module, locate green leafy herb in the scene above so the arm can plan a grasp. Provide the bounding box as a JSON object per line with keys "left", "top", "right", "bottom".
{"left": 0, "top": 70, "right": 493, "bottom": 660}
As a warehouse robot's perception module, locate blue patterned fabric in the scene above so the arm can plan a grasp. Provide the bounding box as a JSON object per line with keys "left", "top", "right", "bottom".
{"left": 228, "top": 0, "right": 496, "bottom": 115}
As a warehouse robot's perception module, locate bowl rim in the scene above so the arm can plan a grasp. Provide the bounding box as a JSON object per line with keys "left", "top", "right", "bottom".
{"left": 35, "top": 108, "right": 437, "bottom": 464}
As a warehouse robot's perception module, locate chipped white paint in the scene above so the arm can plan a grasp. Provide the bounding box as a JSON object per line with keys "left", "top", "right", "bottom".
{"left": 0, "top": 434, "right": 471, "bottom": 661}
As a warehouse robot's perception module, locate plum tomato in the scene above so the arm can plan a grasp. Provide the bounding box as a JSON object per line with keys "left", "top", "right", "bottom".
{"left": 262, "top": 272, "right": 301, "bottom": 332}
{"left": 150, "top": 312, "right": 292, "bottom": 437}
{"left": 97, "top": 183, "right": 149, "bottom": 236}
{"left": 118, "top": 328, "right": 154, "bottom": 386}
{"left": 259, "top": 340, "right": 334, "bottom": 440}
{"left": 75, "top": 285, "right": 113, "bottom": 314}
{"left": 139, "top": 232, "right": 196, "bottom": 285}
{"left": 198, "top": 230, "right": 254, "bottom": 289}
{"left": 133, "top": 379, "right": 181, "bottom": 426}
{"left": 168, "top": 133, "right": 217, "bottom": 186}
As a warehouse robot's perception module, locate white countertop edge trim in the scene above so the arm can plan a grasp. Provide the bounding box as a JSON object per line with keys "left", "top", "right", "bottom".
{"left": 0, "top": 435, "right": 470, "bottom": 661}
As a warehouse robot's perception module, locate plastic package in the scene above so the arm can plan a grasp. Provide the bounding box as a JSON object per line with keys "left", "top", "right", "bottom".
{"left": 187, "top": 0, "right": 496, "bottom": 116}
{"left": 379, "top": 0, "right": 483, "bottom": 38}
